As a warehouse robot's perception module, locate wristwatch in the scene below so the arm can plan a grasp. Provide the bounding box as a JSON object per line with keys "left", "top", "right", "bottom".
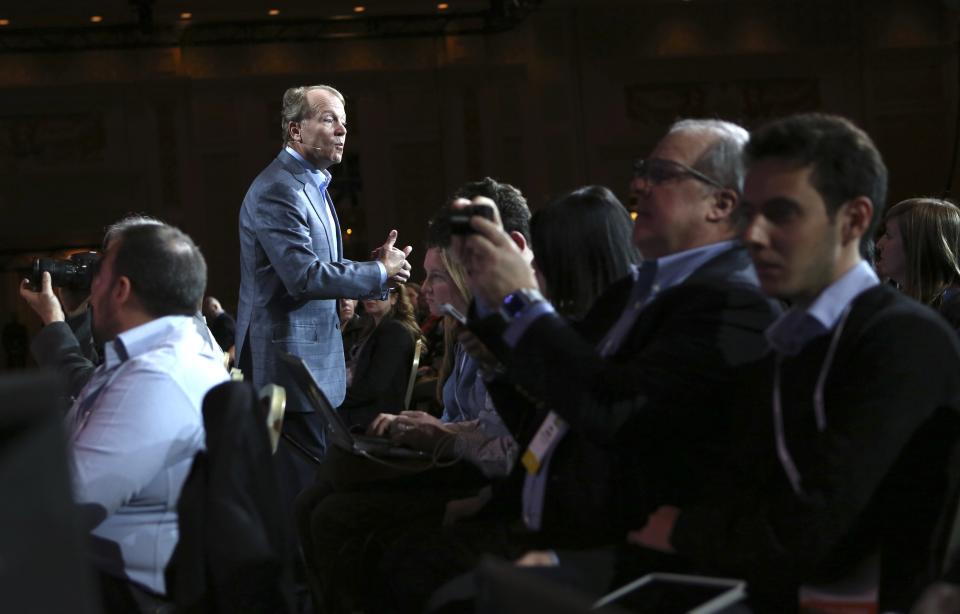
{"left": 500, "top": 288, "right": 545, "bottom": 321}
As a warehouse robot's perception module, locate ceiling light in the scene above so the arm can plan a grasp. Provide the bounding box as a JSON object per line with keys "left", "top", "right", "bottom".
{"left": 0, "top": 18, "right": 9, "bottom": 26}
{"left": 267, "top": 8, "right": 280, "bottom": 16}
{"left": 90, "top": 15, "right": 103, "bottom": 23}
{"left": 437, "top": 3, "right": 449, "bottom": 10}
{"left": 353, "top": 5, "right": 366, "bottom": 13}
{"left": 180, "top": 12, "right": 192, "bottom": 20}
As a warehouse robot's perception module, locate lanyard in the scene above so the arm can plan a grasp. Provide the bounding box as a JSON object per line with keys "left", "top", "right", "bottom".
{"left": 773, "top": 304, "right": 852, "bottom": 496}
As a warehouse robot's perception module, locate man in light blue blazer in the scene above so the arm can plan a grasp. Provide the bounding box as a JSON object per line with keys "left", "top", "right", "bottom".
{"left": 236, "top": 84, "right": 411, "bottom": 509}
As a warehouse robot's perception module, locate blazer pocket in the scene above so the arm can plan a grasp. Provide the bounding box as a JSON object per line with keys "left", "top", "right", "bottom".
{"left": 270, "top": 323, "right": 320, "bottom": 343}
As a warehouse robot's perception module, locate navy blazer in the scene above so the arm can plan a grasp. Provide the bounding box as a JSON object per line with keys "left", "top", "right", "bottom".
{"left": 236, "top": 150, "right": 386, "bottom": 413}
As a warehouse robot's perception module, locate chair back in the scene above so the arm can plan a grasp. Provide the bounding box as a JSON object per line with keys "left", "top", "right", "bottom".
{"left": 166, "top": 381, "right": 295, "bottom": 613}
{"left": 258, "top": 384, "right": 286, "bottom": 454}
{"left": 404, "top": 338, "right": 424, "bottom": 410}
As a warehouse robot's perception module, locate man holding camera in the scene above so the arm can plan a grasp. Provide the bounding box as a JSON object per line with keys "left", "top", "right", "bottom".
{"left": 24, "top": 222, "right": 227, "bottom": 610}
{"left": 376, "top": 120, "right": 781, "bottom": 612}
{"left": 19, "top": 216, "right": 221, "bottom": 399}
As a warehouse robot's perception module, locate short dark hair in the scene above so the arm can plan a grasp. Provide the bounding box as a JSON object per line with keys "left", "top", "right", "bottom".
{"left": 110, "top": 224, "right": 207, "bottom": 318}
{"left": 426, "top": 207, "right": 453, "bottom": 249}
{"left": 452, "top": 177, "right": 531, "bottom": 242}
{"left": 531, "top": 186, "right": 639, "bottom": 318}
{"left": 102, "top": 214, "right": 163, "bottom": 250}
{"left": 745, "top": 113, "right": 888, "bottom": 252}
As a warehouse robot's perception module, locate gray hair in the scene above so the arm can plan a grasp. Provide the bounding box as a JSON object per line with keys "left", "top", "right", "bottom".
{"left": 668, "top": 119, "right": 750, "bottom": 193}
{"left": 102, "top": 214, "right": 163, "bottom": 250}
{"left": 280, "top": 84, "right": 345, "bottom": 144}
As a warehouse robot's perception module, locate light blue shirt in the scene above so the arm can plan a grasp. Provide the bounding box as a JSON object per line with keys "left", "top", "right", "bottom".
{"left": 440, "top": 343, "right": 516, "bottom": 476}
{"left": 285, "top": 146, "right": 387, "bottom": 285}
{"left": 66, "top": 315, "right": 228, "bottom": 595}
{"left": 766, "top": 261, "right": 879, "bottom": 356}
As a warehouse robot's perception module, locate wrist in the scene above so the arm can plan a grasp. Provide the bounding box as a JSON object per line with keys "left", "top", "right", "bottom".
{"left": 500, "top": 288, "right": 545, "bottom": 321}
{"left": 42, "top": 309, "right": 66, "bottom": 325}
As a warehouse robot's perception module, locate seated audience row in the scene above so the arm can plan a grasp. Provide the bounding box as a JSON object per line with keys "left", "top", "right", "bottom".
{"left": 396, "top": 113, "right": 958, "bottom": 614}
{"left": 14, "top": 104, "right": 960, "bottom": 614}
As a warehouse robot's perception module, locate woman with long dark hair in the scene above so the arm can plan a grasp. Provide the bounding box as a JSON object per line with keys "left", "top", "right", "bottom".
{"left": 531, "top": 185, "right": 640, "bottom": 319}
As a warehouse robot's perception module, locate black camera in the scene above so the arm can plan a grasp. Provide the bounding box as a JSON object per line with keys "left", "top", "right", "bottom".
{"left": 449, "top": 204, "right": 496, "bottom": 235}
{"left": 29, "top": 252, "right": 100, "bottom": 291}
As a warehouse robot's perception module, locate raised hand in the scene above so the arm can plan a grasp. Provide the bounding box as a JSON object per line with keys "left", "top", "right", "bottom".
{"left": 19, "top": 271, "right": 66, "bottom": 325}
{"left": 450, "top": 197, "right": 539, "bottom": 306}
{"left": 375, "top": 229, "right": 413, "bottom": 286}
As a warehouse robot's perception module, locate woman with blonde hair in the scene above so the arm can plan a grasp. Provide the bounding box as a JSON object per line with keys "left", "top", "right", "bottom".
{"left": 876, "top": 197, "right": 960, "bottom": 328}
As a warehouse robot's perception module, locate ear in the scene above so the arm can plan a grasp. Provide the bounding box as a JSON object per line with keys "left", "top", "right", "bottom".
{"left": 288, "top": 121, "right": 301, "bottom": 143}
{"left": 839, "top": 196, "right": 874, "bottom": 246}
{"left": 112, "top": 275, "right": 134, "bottom": 305}
{"left": 705, "top": 189, "right": 738, "bottom": 223}
{"left": 507, "top": 230, "right": 527, "bottom": 253}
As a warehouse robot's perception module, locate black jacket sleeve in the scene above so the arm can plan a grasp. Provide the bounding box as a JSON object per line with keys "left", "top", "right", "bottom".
{"left": 338, "top": 319, "right": 415, "bottom": 428}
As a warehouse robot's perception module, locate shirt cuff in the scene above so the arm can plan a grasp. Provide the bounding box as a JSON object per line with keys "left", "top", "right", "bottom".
{"left": 503, "top": 301, "right": 555, "bottom": 348}
{"left": 474, "top": 297, "right": 494, "bottom": 318}
{"left": 376, "top": 261, "right": 388, "bottom": 286}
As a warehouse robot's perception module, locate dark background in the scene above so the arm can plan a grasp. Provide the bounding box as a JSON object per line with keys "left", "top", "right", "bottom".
{"left": 0, "top": 0, "right": 955, "bottom": 370}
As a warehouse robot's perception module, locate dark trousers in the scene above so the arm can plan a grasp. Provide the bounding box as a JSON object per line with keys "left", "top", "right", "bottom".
{"left": 98, "top": 572, "right": 173, "bottom": 614}
{"left": 294, "top": 447, "right": 489, "bottom": 613}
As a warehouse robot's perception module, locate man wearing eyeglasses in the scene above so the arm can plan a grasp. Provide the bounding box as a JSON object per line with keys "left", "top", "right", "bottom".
{"left": 376, "top": 119, "right": 782, "bottom": 612}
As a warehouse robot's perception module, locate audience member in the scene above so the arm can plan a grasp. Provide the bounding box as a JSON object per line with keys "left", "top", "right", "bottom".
{"left": 876, "top": 197, "right": 960, "bottom": 329}
{"left": 64, "top": 223, "right": 228, "bottom": 611}
{"left": 403, "top": 281, "right": 425, "bottom": 323}
{"left": 338, "top": 288, "right": 422, "bottom": 428}
{"left": 19, "top": 215, "right": 223, "bottom": 399}
{"left": 529, "top": 185, "right": 639, "bottom": 319}
{"left": 623, "top": 113, "right": 960, "bottom": 611}
{"left": 338, "top": 297, "right": 365, "bottom": 361}
{"left": 378, "top": 119, "right": 779, "bottom": 612}
{"left": 201, "top": 295, "right": 236, "bottom": 361}
{"left": 297, "top": 179, "right": 530, "bottom": 613}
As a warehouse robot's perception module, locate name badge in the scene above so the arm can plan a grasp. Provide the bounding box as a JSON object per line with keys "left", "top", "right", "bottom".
{"left": 521, "top": 411, "right": 569, "bottom": 475}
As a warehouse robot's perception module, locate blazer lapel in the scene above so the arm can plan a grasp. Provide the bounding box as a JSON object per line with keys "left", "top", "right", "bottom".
{"left": 278, "top": 151, "right": 337, "bottom": 262}
{"left": 302, "top": 181, "right": 338, "bottom": 262}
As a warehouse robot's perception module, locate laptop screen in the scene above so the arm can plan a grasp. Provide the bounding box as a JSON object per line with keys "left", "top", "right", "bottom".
{"left": 278, "top": 351, "right": 355, "bottom": 449}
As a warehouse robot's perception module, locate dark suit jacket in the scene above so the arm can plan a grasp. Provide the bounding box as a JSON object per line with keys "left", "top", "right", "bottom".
{"left": 209, "top": 312, "right": 236, "bottom": 352}
{"left": 236, "top": 150, "right": 386, "bottom": 415}
{"left": 166, "top": 381, "right": 295, "bottom": 613}
{"left": 29, "top": 312, "right": 99, "bottom": 400}
{"left": 671, "top": 284, "right": 960, "bottom": 610}
{"left": 338, "top": 318, "right": 416, "bottom": 429}
{"left": 479, "top": 244, "right": 780, "bottom": 545}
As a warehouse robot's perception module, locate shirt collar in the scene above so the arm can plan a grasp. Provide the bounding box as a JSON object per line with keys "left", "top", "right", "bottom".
{"left": 766, "top": 260, "right": 879, "bottom": 355}
{"left": 651, "top": 239, "right": 739, "bottom": 294}
{"left": 103, "top": 315, "right": 196, "bottom": 369}
{"left": 284, "top": 146, "right": 331, "bottom": 190}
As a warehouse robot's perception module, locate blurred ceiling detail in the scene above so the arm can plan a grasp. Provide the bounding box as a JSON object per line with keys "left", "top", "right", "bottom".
{"left": 0, "top": 0, "right": 543, "bottom": 52}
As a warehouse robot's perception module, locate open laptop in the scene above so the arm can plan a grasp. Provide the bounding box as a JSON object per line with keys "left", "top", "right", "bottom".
{"left": 279, "top": 351, "right": 430, "bottom": 460}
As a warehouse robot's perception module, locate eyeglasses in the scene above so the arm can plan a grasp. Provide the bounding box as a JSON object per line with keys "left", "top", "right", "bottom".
{"left": 633, "top": 158, "right": 724, "bottom": 189}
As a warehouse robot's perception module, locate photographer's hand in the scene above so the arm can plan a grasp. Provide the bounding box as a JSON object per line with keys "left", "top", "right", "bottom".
{"left": 450, "top": 197, "right": 539, "bottom": 306}
{"left": 19, "top": 272, "right": 65, "bottom": 325}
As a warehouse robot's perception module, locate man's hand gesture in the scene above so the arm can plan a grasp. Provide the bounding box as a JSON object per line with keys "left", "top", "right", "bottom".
{"left": 373, "top": 229, "right": 413, "bottom": 287}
